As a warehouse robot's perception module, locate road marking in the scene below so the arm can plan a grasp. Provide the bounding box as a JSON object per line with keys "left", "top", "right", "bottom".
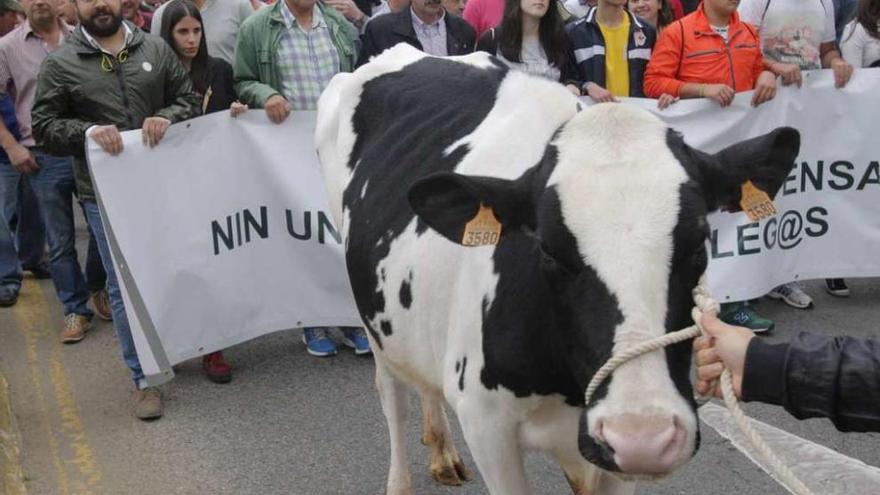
{"left": 700, "top": 402, "right": 880, "bottom": 494}
{"left": 14, "top": 279, "right": 104, "bottom": 494}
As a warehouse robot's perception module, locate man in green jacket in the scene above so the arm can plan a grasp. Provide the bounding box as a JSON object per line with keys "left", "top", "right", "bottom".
{"left": 31, "top": 0, "right": 198, "bottom": 421}
{"left": 233, "top": 0, "right": 371, "bottom": 357}
{"left": 234, "top": 0, "right": 358, "bottom": 122}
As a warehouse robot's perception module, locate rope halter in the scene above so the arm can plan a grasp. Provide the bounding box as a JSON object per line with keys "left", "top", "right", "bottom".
{"left": 581, "top": 275, "right": 815, "bottom": 495}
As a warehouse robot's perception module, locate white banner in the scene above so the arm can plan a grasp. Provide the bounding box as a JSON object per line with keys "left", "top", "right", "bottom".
{"left": 87, "top": 111, "right": 361, "bottom": 385}
{"left": 88, "top": 69, "right": 880, "bottom": 385}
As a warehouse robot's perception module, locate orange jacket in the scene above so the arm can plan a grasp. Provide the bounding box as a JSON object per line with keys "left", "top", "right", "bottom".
{"left": 643, "top": 4, "right": 764, "bottom": 97}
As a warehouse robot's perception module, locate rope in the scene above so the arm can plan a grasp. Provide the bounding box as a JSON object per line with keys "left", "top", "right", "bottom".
{"left": 583, "top": 276, "right": 815, "bottom": 495}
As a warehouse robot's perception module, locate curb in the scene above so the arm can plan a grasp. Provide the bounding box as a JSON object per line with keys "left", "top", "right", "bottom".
{"left": 0, "top": 372, "right": 26, "bottom": 495}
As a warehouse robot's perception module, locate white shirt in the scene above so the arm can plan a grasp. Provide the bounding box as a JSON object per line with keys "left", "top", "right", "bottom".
{"left": 411, "top": 8, "right": 447, "bottom": 57}
{"left": 739, "top": 0, "right": 836, "bottom": 69}
{"left": 497, "top": 37, "right": 561, "bottom": 81}
{"left": 840, "top": 20, "right": 880, "bottom": 68}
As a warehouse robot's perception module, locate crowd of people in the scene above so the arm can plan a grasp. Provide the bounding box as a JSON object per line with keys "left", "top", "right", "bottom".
{"left": 0, "top": 0, "right": 876, "bottom": 423}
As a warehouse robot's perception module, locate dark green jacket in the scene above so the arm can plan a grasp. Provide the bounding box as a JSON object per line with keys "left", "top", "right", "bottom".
{"left": 233, "top": 1, "right": 358, "bottom": 107}
{"left": 32, "top": 23, "right": 199, "bottom": 202}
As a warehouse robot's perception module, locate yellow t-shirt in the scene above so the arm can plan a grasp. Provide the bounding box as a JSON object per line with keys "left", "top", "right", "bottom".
{"left": 599, "top": 15, "right": 631, "bottom": 97}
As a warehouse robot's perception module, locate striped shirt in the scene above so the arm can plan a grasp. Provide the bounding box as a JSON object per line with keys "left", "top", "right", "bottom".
{"left": 277, "top": 2, "right": 340, "bottom": 111}
{"left": 0, "top": 21, "right": 73, "bottom": 146}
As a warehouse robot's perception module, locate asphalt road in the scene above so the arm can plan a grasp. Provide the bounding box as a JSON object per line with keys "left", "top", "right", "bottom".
{"left": 1, "top": 211, "right": 878, "bottom": 495}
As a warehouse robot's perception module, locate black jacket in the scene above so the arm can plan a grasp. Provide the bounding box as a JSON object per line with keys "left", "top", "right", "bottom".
{"left": 564, "top": 7, "right": 656, "bottom": 97}
{"left": 357, "top": 9, "right": 476, "bottom": 68}
{"left": 201, "top": 57, "right": 237, "bottom": 115}
{"left": 743, "top": 332, "right": 880, "bottom": 432}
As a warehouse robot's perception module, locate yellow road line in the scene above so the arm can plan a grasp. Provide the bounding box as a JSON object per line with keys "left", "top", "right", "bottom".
{"left": 13, "top": 279, "right": 104, "bottom": 494}
{"left": 0, "top": 373, "right": 26, "bottom": 495}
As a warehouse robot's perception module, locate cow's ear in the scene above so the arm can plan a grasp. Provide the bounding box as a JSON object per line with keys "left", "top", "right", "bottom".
{"left": 699, "top": 127, "right": 800, "bottom": 212}
{"left": 408, "top": 172, "right": 532, "bottom": 246}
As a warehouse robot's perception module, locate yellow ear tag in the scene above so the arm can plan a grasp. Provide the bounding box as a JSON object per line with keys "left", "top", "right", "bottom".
{"left": 461, "top": 203, "right": 502, "bottom": 246}
{"left": 739, "top": 180, "right": 777, "bottom": 222}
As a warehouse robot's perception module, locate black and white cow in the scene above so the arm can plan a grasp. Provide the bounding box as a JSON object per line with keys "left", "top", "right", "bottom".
{"left": 316, "top": 44, "right": 799, "bottom": 495}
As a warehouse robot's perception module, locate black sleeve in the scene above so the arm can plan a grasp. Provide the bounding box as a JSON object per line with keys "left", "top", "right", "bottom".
{"left": 559, "top": 39, "right": 580, "bottom": 88}
{"left": 742, "top": 332, "right": 880, "bottom": 433}
{"left": 475, "top": 29, "right": 497, "bottom": 55}
{"left": 356, "top": 20, "right": 380, "bottom": 68}
{"left": 204, "top": 58, "right": 237, "bottom": 115}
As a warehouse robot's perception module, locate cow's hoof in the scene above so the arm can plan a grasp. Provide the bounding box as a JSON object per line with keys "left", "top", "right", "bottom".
{"left": 431, "top": 459, "right": 471, "bottom": 486}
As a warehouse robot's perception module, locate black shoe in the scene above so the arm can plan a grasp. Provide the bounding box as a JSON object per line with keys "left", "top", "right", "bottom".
{"left": 0, "top": 286, "right": 18, "bottom": 307}
{"left": 24, "top": 264, "right": 51, "bottom": 279}
{"left": 825, "top": 278, "right": 850, "bottom": 297}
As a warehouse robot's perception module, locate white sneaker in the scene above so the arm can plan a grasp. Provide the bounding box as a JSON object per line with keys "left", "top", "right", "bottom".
{"left": 767, "top": 282, "right": 814, "bottom": 309}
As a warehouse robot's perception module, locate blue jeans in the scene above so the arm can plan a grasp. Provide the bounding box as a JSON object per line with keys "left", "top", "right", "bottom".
{"left": 81, "top": 200, "right": 144, "bottom": 387}
{"left": 0, "top": 152, "right": 91, "bottom": 316}
{"left": 0, "top": 203, "right": 19, "bottom": 292}
{"left": 84, "top": 223, "right": 107, "bottom": 292}
{"left": 14, "top": 176, "right": 46, "bottom": 269}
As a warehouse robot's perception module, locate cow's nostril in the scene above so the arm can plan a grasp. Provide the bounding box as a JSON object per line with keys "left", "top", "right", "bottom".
{"left": 601, "top": 414, "right": 686, "bottom": 475}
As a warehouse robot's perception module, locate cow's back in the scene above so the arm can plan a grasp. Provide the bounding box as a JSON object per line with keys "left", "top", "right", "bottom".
{"left": 317, "top": 44, "right": 581, "bottom": 378}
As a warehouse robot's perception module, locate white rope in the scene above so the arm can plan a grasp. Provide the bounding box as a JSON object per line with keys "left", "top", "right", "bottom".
{"left": 583, "top": 276, "right": 815, "bottom": 495}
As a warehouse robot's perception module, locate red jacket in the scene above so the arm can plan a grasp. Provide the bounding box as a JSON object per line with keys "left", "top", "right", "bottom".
{"left": 643, "top": 4, "right": 764, "bottom": 97}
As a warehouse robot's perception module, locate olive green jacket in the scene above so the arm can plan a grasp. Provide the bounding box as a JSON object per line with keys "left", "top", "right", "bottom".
{"left": 32, "top": 23, "right": 199, "bottom": 202}
{"left": 233, "top": 1, "right": 358, "bottom": 108}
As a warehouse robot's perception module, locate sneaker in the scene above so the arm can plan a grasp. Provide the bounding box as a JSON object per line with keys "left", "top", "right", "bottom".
{"left": 767, "top": 282, "right": 814, "bottom": 309}
{"left": 340, "top": 327, "right": 372, "bottom": 356}
{"left": 0, "top": 286, "right": 18, "bottom": 307}
{"left": 134, "top": 387, "right": 163, "bottom": 420}
{"left": 202, "top": 351, "right": 232, "bottom": 383}
{"left": 303, "top": 327, "right": 337, "bottom": 357}
{"left": 720, "top": 303, "right": 774, "bottom": 334}
{"left": 825, "top": 278, "right": 850, "bottom": 297}
{"left": 60, "top": 313, "right": 91, "bottom": 344}
{"left": 90, "top": 289, "right": 113, "bottom": 321}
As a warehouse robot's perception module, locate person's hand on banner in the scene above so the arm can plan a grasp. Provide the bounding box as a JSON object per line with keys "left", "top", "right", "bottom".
{"left": 230, "top": 102, "right": 248, "bottom": 118}
{"left": 7, "top": 142, "right": 38, "bottom": 173}
{"left": 265, "top": 95, "right": 291, "bottom": 124}
{"left": 584, "top": 82, "right": 617, "bottom": 103}
{"left": 703, "top": 84, "right": 735, "bottom": 107}
{"left": 751, "top": 71, "right": 777, "bottom": 107}
{"left": 830, "top": 57, "right": 854, "bottom": 88}
{"left": 771, "top": 62, "right": 802, "bottom": 87}
{"left": 657, "top": 93, "right": 679, "bottom": 109}
{"left": 89, "top": 125, "right": 124, "bottom": 156}
{"left": 142, "top": 117, "right": 171, "bottom": 148}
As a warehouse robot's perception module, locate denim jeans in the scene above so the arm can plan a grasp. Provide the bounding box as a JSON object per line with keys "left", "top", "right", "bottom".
{"left": 0, "top": 152, "right": 91, "bottom": 316}
{"left": 81, "top": 200, "right": 145, "bottom": 388}
{"left": 84, "top": 223, "right": 107, "bottom": 293}
{"left": 14, "top": 176, "right": 46, "bottom": 269}
{"left": 0, "top": 204, "right": 19, "bottom": 292}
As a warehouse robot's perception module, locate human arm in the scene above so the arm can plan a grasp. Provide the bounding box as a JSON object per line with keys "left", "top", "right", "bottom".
{"left": 643, "top": 21, "right": 687, "bottom": 98}
{"left": 325, "top": 0, "right": 368, "bottom": 31}
{"left": 31, "top": 58, "right": 97, "bottom": 157}
{"left": 822, "top": 42, "right": 854, "bottom": 87}
{"left": 694, "top": 313, "right": 880, "bottom": 433}
{"left": 356, "top": 18, "right": 381, "bottom": 68}
{"left": 233, "top": 19, "right": 283, "bottom": 107}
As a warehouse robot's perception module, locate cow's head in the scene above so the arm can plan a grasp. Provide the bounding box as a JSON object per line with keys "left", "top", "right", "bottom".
{"left": 408, "top": 104, "right": 799, "bottom": 478}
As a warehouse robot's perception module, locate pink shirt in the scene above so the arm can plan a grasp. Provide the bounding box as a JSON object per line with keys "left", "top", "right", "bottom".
{"left": 0, "top": 21, "right": 74, "bottom": 146}
{"left": 462, "top": 0, "right": 504, "bottom": 40}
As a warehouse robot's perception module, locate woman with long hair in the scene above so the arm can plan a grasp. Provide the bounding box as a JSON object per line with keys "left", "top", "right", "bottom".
{"left": 160, "top": 0, "right": 247, "bottom": 116}
{"left": 159, "top": 0, "right": 245, "bottom": 383}
{"left": 476, "top": 0, "right": 581, "bottom": 95}
{"left": 841, "top": 0, "right": 880, "bottom": 68}
{"left": 627, "top": 0, "right": 675, "bottom": 32}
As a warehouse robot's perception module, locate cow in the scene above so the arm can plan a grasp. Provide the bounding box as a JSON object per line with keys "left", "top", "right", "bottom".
{"left": 315, "top": 44, "right": 799, "bottom": 495}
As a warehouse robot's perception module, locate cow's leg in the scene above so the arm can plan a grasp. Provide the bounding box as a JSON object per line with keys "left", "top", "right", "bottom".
{"left": 552, "top": 450, "right": 636, "bottom": 495}
{"left": 419, "top": 393, "right": 471, "bottom": 486}
{"left": 375, "top": 359, "right": 412, "bottom": 495}
{"left": 457, "top": 407, "right": 531, "bottom": 495}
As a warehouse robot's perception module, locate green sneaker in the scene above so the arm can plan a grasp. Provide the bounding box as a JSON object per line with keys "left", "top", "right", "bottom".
{"left": 719, "top": 303, "right": 774, "bottom": 334}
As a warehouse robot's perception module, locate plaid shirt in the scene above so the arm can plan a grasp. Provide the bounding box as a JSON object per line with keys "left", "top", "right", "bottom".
{"left": 277, "top": 2, "right": 340, "bottom": 110}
